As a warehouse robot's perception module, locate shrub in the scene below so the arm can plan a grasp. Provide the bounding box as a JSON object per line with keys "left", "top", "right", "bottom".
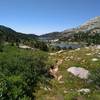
{"left": 0, "top": 46, "right": 50, "bottom": 99}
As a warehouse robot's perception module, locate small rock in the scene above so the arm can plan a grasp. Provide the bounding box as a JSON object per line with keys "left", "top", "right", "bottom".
{"left": 75, "top": 48, "right": 80, "bottom": 51}
{"left": 78, "top": 88, "right": 90, "bottom": 94}
{"left": 49, "top": 53, "right": 56, "bottom": 56}
{"left": 48, "top": 87, "right": 51, "bottom": 91}
{"left": 44, "top": 87, "right": 48, "bottom": 91}
{"left": 57, "top": 50, "right": 64, "bottom": 54}
{"left": 59, "top": 81, "right": 64, "bottom": 84}
{"left": 98, "top": 53, "right": 100, "bottom": 55}
{"left": 77, "top": 57, "right": 81, "bottom": 60}
{"left": 92, "top": 58, "right": 98, "bottom": 61}
{"left": 44, "top": 87, "right": 51, "bottom": 91}
{"left": 69, "top": 50, "right": 74, "bottom": 53}
{"left": 96, "top": 45, "right": 100, "bottom": 49}
{"left": 64, "top": 90, "right": 68, "bottom": 93}
{"left": 53, "top": 67, "right": 59, "bottom": 73}
{"left": 19, "top": 45, "right": 32, "bottom": 49}
{"left": 85, "top": 47, "right": 89, "bottom": 49}
{"left": 57, "top": 75, "right": 63, "bottom": 81}
{"left": 86, "top": 53, "right": 92, "bottom": 56}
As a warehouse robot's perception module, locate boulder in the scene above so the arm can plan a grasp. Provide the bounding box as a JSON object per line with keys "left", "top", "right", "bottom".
{"left": 67, "top": 67, "right": 90, "bottom": 79}
{"left": 96, "top": 45, "right": 100, "bottom": 49}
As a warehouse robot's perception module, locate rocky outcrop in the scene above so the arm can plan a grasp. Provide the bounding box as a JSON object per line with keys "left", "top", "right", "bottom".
{"left": 63, "top": 16, "right": 100, "bottom": 34}
{"left": 49, "top": 59, "right": 63, "bottom": 80}
{"left": 40, "top": 16, "right": 100, "bottom": 40}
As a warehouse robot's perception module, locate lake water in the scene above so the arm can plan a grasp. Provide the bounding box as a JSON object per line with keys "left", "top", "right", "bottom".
{"left": 51, "top": 43, "right": 82, "bottom": 49}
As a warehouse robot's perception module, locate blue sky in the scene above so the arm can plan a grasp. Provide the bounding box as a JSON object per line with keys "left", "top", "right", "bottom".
{"left": 0, "top": 0, "right": 99, "bottom": 35}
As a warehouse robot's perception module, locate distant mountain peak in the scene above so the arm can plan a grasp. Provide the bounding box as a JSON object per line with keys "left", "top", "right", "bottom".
{"left": 81, "top": 16, "right": 100, "bottom": 25}
{"left": 79, "top": 16, "right": 100, "bottom": 32}
{"left": 40, "top": 16, "right": 100, "bottom": 40}
{"left": 93, "top": 16, "right": 100, "bottom": 20}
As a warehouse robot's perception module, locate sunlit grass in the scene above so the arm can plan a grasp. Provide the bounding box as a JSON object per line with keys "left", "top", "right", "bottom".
{"left": 36, "top": 46, "right": 100, "bottom": 100}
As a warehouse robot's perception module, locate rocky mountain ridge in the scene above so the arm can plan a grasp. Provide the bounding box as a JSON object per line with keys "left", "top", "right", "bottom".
{"left": 40, "top": 16, "right": 100, "bottom": 40}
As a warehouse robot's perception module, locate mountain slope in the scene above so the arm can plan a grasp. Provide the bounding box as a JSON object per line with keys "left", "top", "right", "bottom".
{"left": 0, "top": 25, "right": 38, "bottom": 43}
{"left": 40, "top": 16, "right": 100, "bottom": 41}
{"left": 40, "top": 32, "right": 61, "bottom": 40}
{"left": 79, "top": 16, "right": 100, "bottom": 32}
{"left": 63, "top": 16, "right": 100, "bottom": 34}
